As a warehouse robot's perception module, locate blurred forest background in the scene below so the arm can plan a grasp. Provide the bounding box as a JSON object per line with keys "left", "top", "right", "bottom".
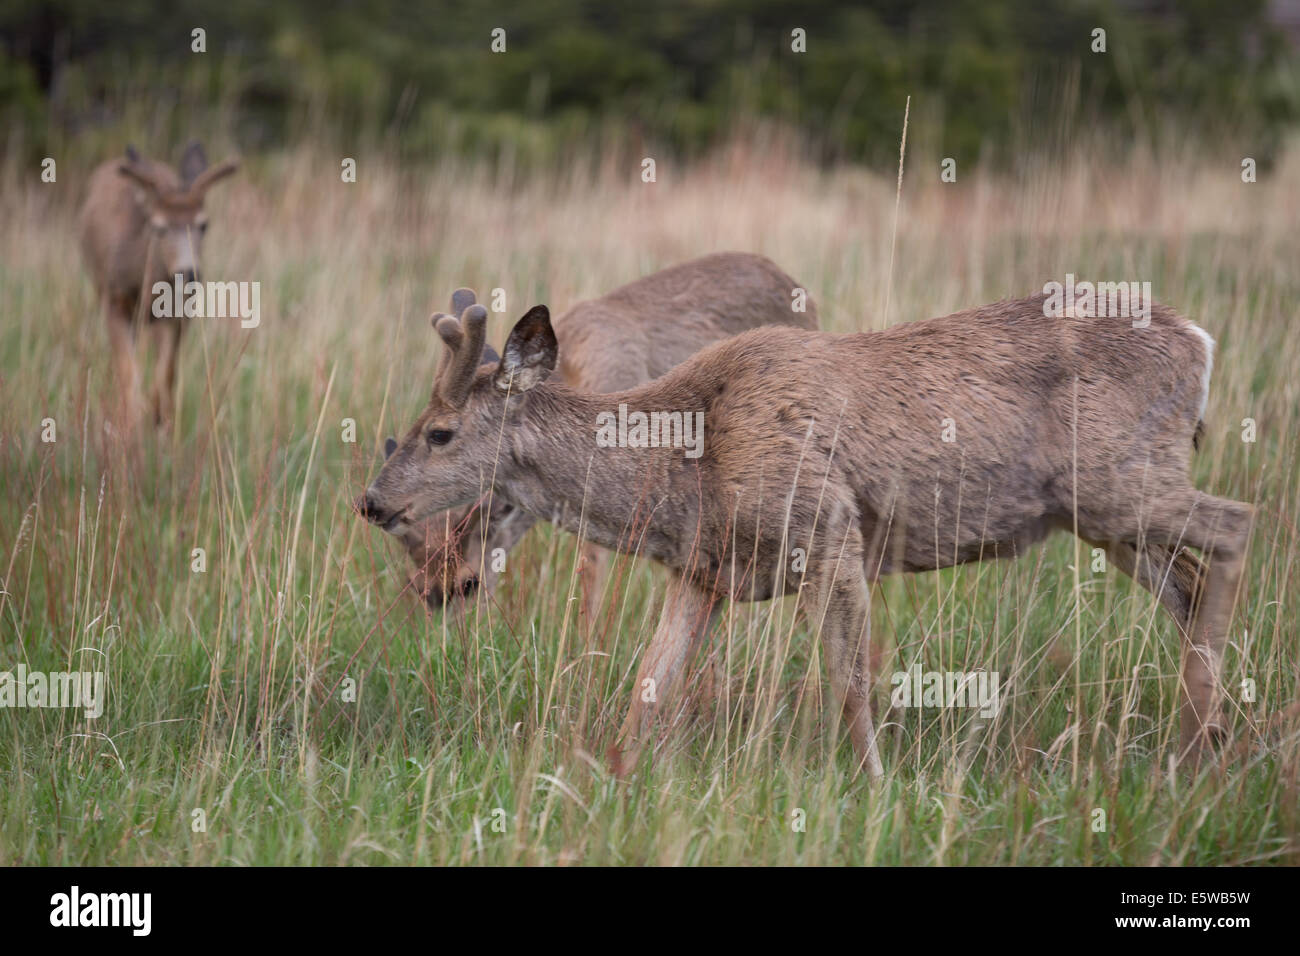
{"left": 3, "top": 0, "right": 1299, "bottom": 170}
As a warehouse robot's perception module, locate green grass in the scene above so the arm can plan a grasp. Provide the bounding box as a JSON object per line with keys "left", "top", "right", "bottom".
{"left": 1, "top": 138, "right": 1298, "bottom": 864}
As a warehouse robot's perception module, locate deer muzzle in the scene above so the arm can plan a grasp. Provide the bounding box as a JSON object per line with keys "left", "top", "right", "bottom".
{"left": 357, "top": 491, "right": 408, "bottom": 533}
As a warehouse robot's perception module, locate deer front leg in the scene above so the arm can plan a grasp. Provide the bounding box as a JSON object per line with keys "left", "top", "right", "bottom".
{"left": 577, "top": 540, "right": 610, "bottom": 639}
{"left": 607, "top": 572, "right": 718, "bottom": 778}
{"left": 106, "top": 296, "right": 143, "bottom": 434}
{"left": 806, "top": 556, "right": 884, "bottom": 779}
{"left": 151, "top": 318, "right": 183, "bottom": 430}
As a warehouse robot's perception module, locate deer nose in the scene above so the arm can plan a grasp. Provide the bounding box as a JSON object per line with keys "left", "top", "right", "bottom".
{"left": 359, "top": 493, "right": 410, "bottom": 533}
{"left": 356, "top": 491, "right": 388, "bottom": 525}
{"left": 426, "top": 573, "right": 477, "bottom": 610}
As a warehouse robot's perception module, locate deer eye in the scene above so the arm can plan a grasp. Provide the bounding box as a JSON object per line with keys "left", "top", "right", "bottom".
{"left": 428, "top": 429, "right": 453, "bottom": 447}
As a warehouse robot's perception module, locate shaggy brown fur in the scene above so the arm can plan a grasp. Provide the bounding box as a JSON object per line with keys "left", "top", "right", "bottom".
{"left": 363, "top": 292, "right": 1252, "bottom": 778}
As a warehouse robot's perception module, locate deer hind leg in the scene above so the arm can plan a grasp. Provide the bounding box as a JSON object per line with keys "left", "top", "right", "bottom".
{"left": 1117, "top": 492, "right": 1254, "bottom": 762}
{"left": 803, "top": 525, "right": 884, "bottom": 779}
{"left": 607, "top": 571, "right": 718, "bottom": 778}
{"left": 1175, "top": 494, "right": 1253, "bottom": 760}
{"left": 151, "top": 319, "right": 183, "bottom": 430}
{"left": 1099, "top": 540, "right": 1206, "bottom": 634}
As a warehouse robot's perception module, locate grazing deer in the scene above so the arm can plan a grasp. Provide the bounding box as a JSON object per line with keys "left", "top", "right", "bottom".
{"left": 391, "top": 253, "right": 818, "bottom": 614}
{"left": 79, "top": 142, "right": 238, "bottom": 430}
{"left": 360, "top": 293, "right": 1252, "bottom": 778}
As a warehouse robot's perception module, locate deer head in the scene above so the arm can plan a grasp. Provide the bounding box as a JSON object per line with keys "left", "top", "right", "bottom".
{"left": 359, "top": 291, "right": 558, "bottom": 559}
{"left": 372, "top": 286, "right": 529, "bottom": 607}
{"left": 117, "top": 141, "right": 238, "bottom": 284}
{"left": 395, "top": 478, "right": 533, "bottom": 607}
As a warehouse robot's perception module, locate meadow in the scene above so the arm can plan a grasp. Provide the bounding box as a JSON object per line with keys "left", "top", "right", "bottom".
{"left": 1, "top": 132, "right": 1297, "bottom": 864}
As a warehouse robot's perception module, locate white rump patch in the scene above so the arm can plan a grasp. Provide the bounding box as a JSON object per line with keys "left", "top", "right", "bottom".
{"left": 1186, "top": 322, "right": 1215, "bottom": 418}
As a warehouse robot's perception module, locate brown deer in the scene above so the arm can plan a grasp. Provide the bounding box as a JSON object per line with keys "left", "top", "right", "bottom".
{"left": 360, "top": 292, "right": 1252, "bottom": 778}
{"left": 79, "top": 142, "right": 238, "bottom": 430}
{"left": 389, "top": 253, "right": 818, "bottom": 615}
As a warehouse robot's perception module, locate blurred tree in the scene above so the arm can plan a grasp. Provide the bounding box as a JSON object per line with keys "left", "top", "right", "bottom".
{"left": 0, "top": 0, "right": 1294, "bottom": 165}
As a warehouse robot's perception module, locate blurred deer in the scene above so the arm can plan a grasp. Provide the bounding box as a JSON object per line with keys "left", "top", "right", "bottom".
{"left": 392, "top": 253, "right": 818, "bottom": 620}
{"left": 361, "top": 293, "right": 1251, "bottom": 778}
{"left": 79, "top": 142, "right": 238, "bottom": 431}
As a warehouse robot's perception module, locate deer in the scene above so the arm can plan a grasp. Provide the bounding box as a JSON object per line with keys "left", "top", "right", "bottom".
{"left": 359, "top": 291, "right": 1253, "bottom": 779}
{"left": 387, "top": 253, "right": 818, "bottom": 617}
{"left": 79, "top": 142, "right": 239, "bottom": 431}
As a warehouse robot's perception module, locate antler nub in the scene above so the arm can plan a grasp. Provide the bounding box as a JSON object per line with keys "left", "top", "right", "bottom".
{"left": 187, "top": 159, "right": 239, "bottom": 199}
{"left": 117, "top": 148, "right": 161, "bottom": 198}
{"left": 450, "top": 288, "right": 477, "bottom": 319}
{"left": 433, "top": 305, "right": 489, "bottom": 406}
{"left": 432, "top": 312, "right": 462, "bottom": 348}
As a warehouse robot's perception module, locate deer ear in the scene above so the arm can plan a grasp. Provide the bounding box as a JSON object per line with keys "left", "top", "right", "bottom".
{"left": 180, "top": 140, "right": 208, "bottom": 186}
{"left": 384, "top": 436, "right": 398, "bottom": 459}
{"left": 494, "top": 306, "right": 557, "bottom": 394}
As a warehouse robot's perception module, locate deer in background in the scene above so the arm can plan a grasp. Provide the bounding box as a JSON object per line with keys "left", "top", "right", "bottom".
{"left": 390, "top": 253, "right": 818, "bottom": 619}
{"left": 79, "top": 142, "right": 239, "bottom": 431}
{"left": 360, "top": 293, "right": 1252, "bottom": 778}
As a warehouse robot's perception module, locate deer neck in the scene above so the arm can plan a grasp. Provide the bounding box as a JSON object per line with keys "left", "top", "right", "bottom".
{"left": 500, "top": 382, "right": 700, "bottom": 563}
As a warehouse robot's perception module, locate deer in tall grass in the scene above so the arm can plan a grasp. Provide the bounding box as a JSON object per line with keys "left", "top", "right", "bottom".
{"left": 360, "top": 291, "right": 1252, "bottom": 778}
{"left": 80, "top": 142, "right": 238, "bottom": 430}
{"left": 388, "top": 253, "right": 818, "bottom": 618}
